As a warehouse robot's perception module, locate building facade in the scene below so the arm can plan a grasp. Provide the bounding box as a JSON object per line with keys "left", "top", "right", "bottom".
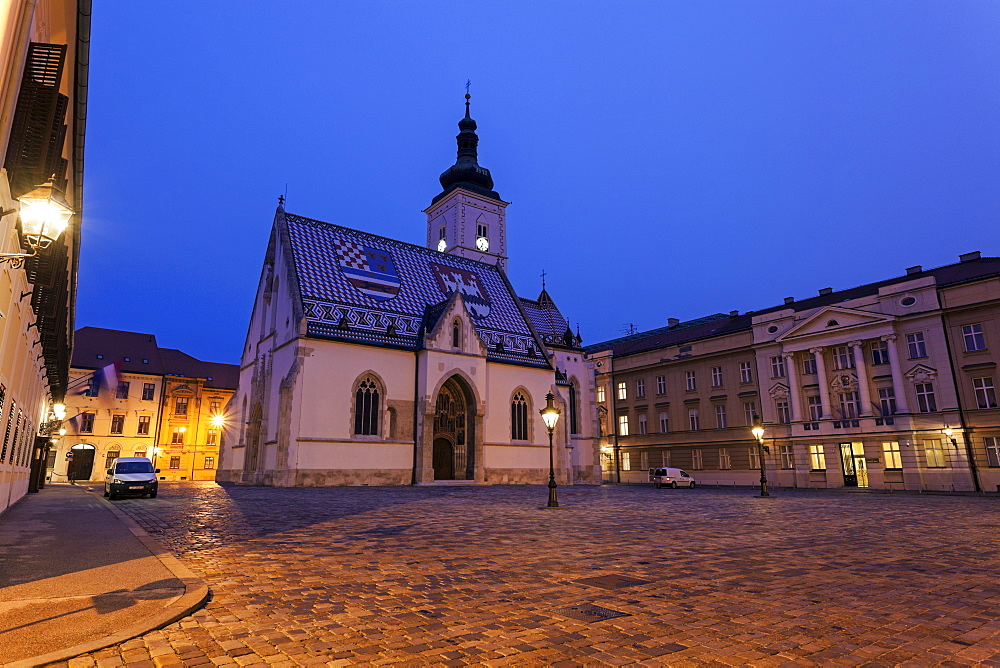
{"left": 0, "top": 0, "right": 88, "bottom": 513}
{"left": 50, "top": 327, "right": 237, "bottom": 483}
{"left": 218, "top": 97, "right": 600, "bottom": 487}
{"left": 588, "top": 253, "right": 1000, "bottom": 493}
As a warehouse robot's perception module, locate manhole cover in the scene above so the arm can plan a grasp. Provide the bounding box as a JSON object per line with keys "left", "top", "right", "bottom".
{"left": 552, "top": 604, "right": 630, "bottom": 622}
{"left": 574, "top": 575, "right": 652, "bottom": 590}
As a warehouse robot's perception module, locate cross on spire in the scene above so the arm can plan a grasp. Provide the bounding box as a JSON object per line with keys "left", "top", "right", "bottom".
{"left": 465, "top": 79, "right": 471, "bottom": 95}
{"left": 540, "top": 269, "right": 547, "bottom": 290}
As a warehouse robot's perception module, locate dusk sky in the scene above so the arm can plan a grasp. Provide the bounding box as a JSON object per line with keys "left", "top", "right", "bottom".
{"left": 80, "top": 1, "right": 1000, "bottom": 364}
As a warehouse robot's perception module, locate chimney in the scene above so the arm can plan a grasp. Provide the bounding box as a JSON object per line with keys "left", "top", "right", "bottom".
{"left": 960, "top": 251, "right": 981, "bottom": 263}
{"left": 668, "top": 318, "right": 680, "bottom": 327}
{"left": 784, "top": 297, "right": 794, "bottom": 305}
{"left": 818, "top": 288, "right": 833, "bottom": 296}
{"left": 729, "top": 310, "right": 739, "bottom": 317}
{"left": 906, "top": 265, "right": 922, "bottom": 275}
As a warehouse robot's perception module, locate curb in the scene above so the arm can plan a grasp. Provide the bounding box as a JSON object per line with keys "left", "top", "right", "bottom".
{"left": 5, "top": 490, "right": 211, "bottom": 668}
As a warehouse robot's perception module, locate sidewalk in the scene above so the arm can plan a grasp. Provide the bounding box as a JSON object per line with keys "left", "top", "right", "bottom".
{"left": 0, "top": 483, "right": 208, "bottom": 667}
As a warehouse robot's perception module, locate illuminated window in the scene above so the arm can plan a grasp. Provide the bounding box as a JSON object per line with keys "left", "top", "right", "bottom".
{"left": 618, "top": 414, "right": 629, "bottom": 436}
{"left": 719, "top": 448, "right": 731, "bottom": 469}
{"left": 617, "top": 382, "right": 627, "bottom": 401}
{"left": 204, "top": 456, "right": 215, "bottom": 469}
{"left": 596, "top": 386, "right": 605, "bottom": 403}
{"left": 169, "top": 456, "right": 181, "bottom": 469}
{"left": 882, "top": 442, "right": 902, "bottom": 470}
{"left": 809, "top": 445, "right": 825, "bottom": 471}
{"left": 105, "top": 450, "right": 120, "bottom": 468}
{"left": 207, "top": 429, "right": 218, "bottom": 446}
{"left": 924, "top": 439, "right": 947, "bottom": 468}
{"left": 171, "top": 427, "right": 185, "bottom": 445}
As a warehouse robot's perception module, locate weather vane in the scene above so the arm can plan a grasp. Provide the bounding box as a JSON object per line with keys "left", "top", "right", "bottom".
{"left": 465, "top": 79, "right": 471, "bottom": 95}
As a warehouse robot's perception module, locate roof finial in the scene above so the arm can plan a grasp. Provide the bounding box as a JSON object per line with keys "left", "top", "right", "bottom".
{"left": 465, "top": 79, "right": 472, "bottom": 118}
{"left": 541, "top": 268, "right": 547, "bottom": 290}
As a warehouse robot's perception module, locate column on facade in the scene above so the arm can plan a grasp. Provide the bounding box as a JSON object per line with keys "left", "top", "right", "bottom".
{"left": 881, "top": 334, "right": 910, "bottom": 413}
{"left": 811, "top": 347, "right": 832, "bottom": 419}
{"left": 849, "top": 340, "right": 874, "bottom": 416}
{"left": 783, "top": 352, "right": 801, "bottom": 422}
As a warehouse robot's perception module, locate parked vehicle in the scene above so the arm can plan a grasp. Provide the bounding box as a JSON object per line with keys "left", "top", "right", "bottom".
{"left": 649, "top": 467, "right": 696, "bottom": 489}
{"left": 104, "top": 457, "right": 159, "bottom": 500}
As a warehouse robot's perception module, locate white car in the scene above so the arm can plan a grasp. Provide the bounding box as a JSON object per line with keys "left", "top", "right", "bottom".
{"left": 104, "top": 457, "right": 159, "bottom": 500}
{"left": 649, "top": 467, "right": 697, "bottom": 489}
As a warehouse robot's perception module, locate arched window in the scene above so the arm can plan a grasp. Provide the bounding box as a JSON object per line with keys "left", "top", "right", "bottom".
{"left": 511, "top": 392, "right": 528, "bottom": 440}
{"left": 452, "top": 320, "right": 461, "bottom": 348}
{"left": 569, "top": 382, "right": 579, "bottom": 435}
{"left": 355, "top": 377, "right": 380, "bottom": 435}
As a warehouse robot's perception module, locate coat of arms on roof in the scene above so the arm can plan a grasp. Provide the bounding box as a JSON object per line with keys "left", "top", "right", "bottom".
{"left": 333, "top": 238, "right": 401, "bottom": 302}
{"left": 429, "top": 263, "right": 491, "bottom": 319}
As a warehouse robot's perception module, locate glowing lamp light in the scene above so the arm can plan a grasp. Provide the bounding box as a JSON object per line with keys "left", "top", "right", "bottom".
{"left": 210, "top": 414, "right": 225, "bottom": 428}
{"left": 17, "top": 177, "right": 73, "bottom": 249}
{"left": 53, "top": 403, "right": 66, "bottom": 420}
{"left": 540, "top": 394, "right": 561, "bottom": 431}
{"left": 58, "top": 428, "right": 66, "bottom": 436}
{"left": 943, "top": 426, "right": 954, "bottom": 438}
{"left": 750, "top": 415, "right": 765, "bottom": 442}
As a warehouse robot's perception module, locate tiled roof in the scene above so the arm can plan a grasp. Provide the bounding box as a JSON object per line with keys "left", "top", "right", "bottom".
{"left": 71, "top": 327, "right": 239, "bottom": 389}
{"left": 585, "top": 314, "right": 750, "bottom": 357}
{"left": 587, "top": 256, "right": 1000, "bottom": 358}
{"left": 283, "top": 211, "right": 550, "bottom": 368}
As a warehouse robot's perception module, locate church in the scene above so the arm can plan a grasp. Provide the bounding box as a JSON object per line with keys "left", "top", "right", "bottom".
{"left": 216, "top": 96, "right": 600, "bottom": 486}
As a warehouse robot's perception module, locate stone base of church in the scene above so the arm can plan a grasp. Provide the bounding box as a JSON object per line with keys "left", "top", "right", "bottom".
{"left": 572, "top": 465, "right": 603, "bottom": 485}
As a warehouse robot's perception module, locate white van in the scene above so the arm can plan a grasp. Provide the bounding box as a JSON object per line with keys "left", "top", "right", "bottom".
{"left": 104, "top": 457, "right": 159, "bottom": 500}
{"left": 649, "top": 467, "right": 696, "bottom": 489}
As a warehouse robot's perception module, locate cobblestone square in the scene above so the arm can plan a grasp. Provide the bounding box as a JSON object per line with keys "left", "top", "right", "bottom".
{"left": 66, "top": 483, "right": 1000, "bottom": 666}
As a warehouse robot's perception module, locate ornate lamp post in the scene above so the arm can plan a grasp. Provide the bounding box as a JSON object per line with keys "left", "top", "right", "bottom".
{"left": 0, "top": 177, "right": 74, "bottom": 267}
{"left": 540, "top": 392, "right": 561, "bottom": 508}
{"left": 750, "top": 414, "right": 771, "bottom": 497}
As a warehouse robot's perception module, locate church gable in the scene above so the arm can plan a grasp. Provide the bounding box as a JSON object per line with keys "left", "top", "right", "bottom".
{"left": 776, "top": 306, "right": 894, "bottom": 342}
{"left": 423, "top": 291, "right": 488, "bottom": 357}
{"left": 281, "top": 211, "right": 549, "bottom": 367}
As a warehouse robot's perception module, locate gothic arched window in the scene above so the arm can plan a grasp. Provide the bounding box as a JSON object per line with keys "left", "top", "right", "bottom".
{"left": 511, "top": 392, "right": 528, "bottom": 440}
{"left": 452, "top": 321, "right": 461, "bottom": 348}
{"left": 569, "top": 382, "right": 579, "bottom": 435}
{"left": 355, "top": 378, "right": 380, "bottom": 436}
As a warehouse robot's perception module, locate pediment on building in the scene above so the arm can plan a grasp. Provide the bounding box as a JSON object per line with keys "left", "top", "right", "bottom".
{"left": 768, "top": 383, "right": 789, "bottom": 400}
{"left": 776, "top": 306, "right": 895, "bottom": 342}
{"left": 905, "top": 364, "right": 937, "bottom": 384}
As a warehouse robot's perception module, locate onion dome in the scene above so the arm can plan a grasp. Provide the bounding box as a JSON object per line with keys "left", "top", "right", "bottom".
{"left": 434, "top": 94, "right": 501, "bottom": 203}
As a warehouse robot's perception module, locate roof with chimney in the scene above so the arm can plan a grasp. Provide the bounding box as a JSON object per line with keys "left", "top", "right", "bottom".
{"left": 71, "top": 327, "right": 239, "bottom": 389}
{"left": 587, "top": 253, "right": 1000, "bottom": 358}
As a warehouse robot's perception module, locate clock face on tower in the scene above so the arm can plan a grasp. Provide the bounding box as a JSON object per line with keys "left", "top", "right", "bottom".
{"left": 437, "top": 238, "right": 447, "bottom": 252}
{"left": 476, "top": 236, "right": 490, "bottom": 252}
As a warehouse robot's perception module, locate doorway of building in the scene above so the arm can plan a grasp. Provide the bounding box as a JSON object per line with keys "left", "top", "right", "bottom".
{"left": 432, "top": 438, "right": 454, "bottom": 479}
{"left": 432, "top": 377, "right": 475, "bottom": 480}
{"left": 838, "top": 442, "right": 868, "bottom": 488}
{"left": 68, "top": 444, "right": 96, "bottom": 482}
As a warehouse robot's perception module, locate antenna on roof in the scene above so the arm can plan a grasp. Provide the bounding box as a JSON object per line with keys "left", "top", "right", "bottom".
{"left": 622, "top": 323, "right": 637, "bottom": 335}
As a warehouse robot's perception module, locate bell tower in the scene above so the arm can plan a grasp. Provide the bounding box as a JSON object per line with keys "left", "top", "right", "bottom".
{"left": 424, "top": 93, "right": 509, "bottom": 272}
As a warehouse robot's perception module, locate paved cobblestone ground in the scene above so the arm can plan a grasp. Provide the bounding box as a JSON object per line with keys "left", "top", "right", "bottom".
{"left": 60, "top": 483, "right": 1000, "bottom": 667}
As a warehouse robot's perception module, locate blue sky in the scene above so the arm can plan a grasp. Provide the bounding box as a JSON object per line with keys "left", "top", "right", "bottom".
{"left": 80, "top": 1, "right": 1000, "bottom": 363}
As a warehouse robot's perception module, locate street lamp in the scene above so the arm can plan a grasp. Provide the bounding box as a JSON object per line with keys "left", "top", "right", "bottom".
{"left": 750, "top": 414, "right": 771, "bottom": 497}
{"left": 943, "top": 426, "right": 956, "bottom": 446}
{"left": 0, "top": 177, "right": 74, "bottom": 268}
{"left": 540, "top": 392, "right": 561, "bottom": 508}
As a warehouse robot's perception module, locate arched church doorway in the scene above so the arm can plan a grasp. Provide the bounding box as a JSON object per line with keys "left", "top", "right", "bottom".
{"left": 432, "top": 438, "right": 454, "bottom": 480}
{"left": 432, "top": 376, "right": 476, "bottom": 480}
{"left": 243, "top": 403, "right": 263, "bottom": 480}
{"left": 68, "top": 443, "right": 96, "bottom": 482}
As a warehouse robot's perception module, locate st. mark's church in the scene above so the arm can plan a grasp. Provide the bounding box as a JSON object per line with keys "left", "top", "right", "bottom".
{"left": 217, "top": 96, "right": 600, "bottom": 486}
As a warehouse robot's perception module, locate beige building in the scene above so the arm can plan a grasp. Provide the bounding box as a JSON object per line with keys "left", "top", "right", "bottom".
{"left": 589, "top": 252, "right": 1000, "bottom": 493}
{"left": 51, "top": 327, "right": 237, "bottom": 483}
{"left": 0, "top": 0, "right": 88, "bottom": 513}
{"left": 218, "top": 98, "right": 600, "bottom": 487}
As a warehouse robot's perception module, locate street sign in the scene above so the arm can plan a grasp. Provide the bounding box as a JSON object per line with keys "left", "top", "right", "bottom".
{"left": 65, "top": 452, "right": 74, "bottom": 459}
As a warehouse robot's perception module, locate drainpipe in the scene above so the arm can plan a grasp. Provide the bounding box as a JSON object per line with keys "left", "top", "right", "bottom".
{"left": 939, "top": 313, "right": 980, "bottom": 492}
{"left": 609, "top": 356, "right": 621, "bottom": 484}
{"left": 411, "top": 347, "right": 421, "bottom": 485}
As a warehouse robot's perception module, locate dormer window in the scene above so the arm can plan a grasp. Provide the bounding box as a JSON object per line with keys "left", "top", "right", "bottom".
{"left": 827, "top": 319, "right": 839, "bottom": 327}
